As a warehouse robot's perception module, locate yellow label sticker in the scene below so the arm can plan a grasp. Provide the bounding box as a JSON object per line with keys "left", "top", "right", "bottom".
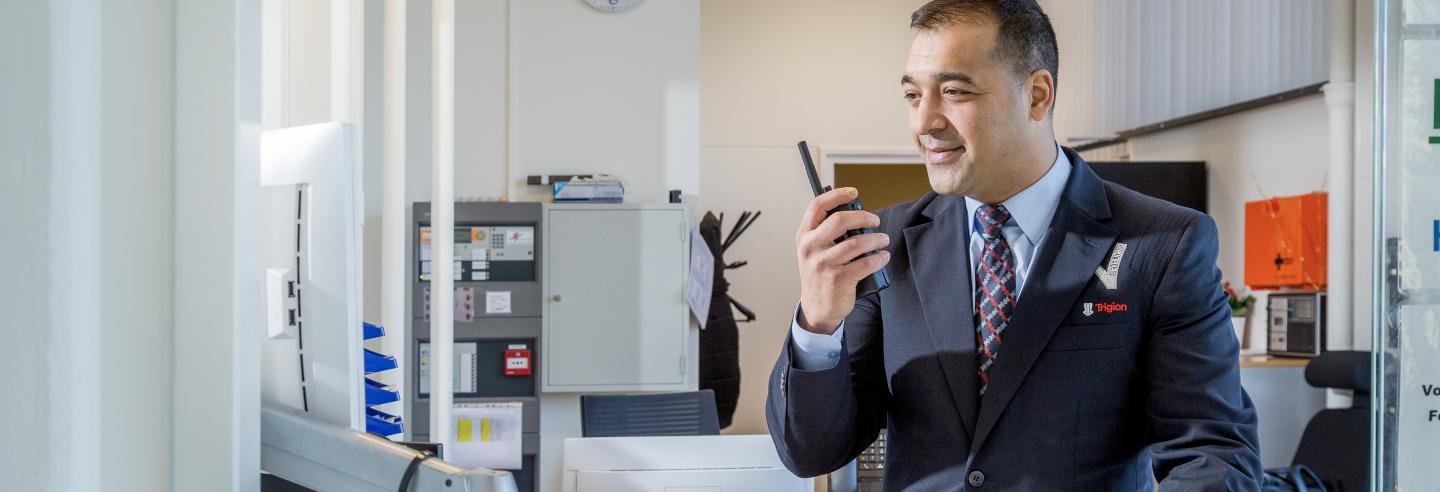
{"left": 457, "top": 418, "right": 473, "bottom": 442}
{"left": 480, "top": 418, "right": 493, "bottom": 442}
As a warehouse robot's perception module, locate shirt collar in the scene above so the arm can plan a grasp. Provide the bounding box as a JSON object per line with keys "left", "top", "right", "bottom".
{"left": 965, "top": 142, "right": 1072, "bottom": 245}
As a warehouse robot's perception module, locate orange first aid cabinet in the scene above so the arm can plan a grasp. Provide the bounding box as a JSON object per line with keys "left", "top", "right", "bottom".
{"left": 1244, "top": 192, "right": 1327, "bottom": 290}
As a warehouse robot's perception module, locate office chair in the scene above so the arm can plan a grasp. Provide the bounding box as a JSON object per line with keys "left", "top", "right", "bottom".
{"left": 580, "top": 390, "right": 721, "bottom": 437}
{"left": 1289, "top": 351, "right": 1370, "bottom": 492}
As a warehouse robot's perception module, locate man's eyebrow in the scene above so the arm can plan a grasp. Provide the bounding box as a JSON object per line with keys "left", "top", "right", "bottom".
{"left": 935, "top": 72, "right": 976, "bottom": 85}
{"left": 899, "top": 72, "right": 977, "bottom": 86}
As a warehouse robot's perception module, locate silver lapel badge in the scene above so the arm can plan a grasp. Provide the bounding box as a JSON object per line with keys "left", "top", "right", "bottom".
{"left": 1094, "top": 242, "right": 1128, "bottom": 290}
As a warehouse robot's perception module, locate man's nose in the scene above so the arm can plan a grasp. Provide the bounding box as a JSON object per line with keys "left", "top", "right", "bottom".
{"left": 910, "top": 95, "right": 948, "bottom": 139}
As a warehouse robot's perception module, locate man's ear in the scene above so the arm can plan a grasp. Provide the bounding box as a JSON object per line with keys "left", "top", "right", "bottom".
{"left": 1026, "top": 69, "right": 1055, "bottom": 121}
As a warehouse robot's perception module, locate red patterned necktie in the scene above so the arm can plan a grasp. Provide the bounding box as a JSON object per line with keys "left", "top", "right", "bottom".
{"left": 974, "top": 204, "right": 1016, "bottom": 396}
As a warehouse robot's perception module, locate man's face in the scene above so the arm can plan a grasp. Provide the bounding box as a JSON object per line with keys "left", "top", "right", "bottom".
{"left": 903, "top": 21, "right": 1033, "bottom": 198}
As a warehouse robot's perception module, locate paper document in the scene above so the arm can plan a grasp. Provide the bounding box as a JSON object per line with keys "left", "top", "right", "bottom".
{"left": 686, "top": 227, "right": 714, "bottom": 329}
{"left": 486, "top": 291, "right": 511, "bottom": 314}
{"left": 452, "top": 402, "right": 523, "bottom": 470}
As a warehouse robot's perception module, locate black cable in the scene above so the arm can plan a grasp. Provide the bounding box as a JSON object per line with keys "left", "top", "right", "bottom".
{"left": 397, "top": 450, "right": 436, "bottom": 492}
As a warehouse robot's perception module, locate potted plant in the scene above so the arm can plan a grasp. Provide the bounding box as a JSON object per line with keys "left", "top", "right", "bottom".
{"left": 1224, "top": 281, "right": 1257, "bottom": 352}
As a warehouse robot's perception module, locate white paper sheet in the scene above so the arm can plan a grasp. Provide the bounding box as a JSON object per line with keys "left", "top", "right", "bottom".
{"left": 485, "top": 291, "right": 512, "bottom": 314}
{"left": 451, "top": 402, "right": 523, "bottom": 470}
{"left": 686, "top": 227, "right": 714, "bottom": 329}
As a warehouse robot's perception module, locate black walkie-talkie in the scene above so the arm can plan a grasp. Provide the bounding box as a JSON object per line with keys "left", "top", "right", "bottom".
{"left": 797, "top": 141, "right": 891, "bottom": 298}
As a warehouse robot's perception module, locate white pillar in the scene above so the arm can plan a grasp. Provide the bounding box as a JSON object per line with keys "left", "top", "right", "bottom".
{"left": 330, "top": 0, "right": 352, "bottom": 122}
{"left": 1324, "top": 0, "right": 1355, "bottom": 352}
{"left": 1323, "top": 0, "right": 1355, "bottom": 408}
{"left": 382, "top": 0, "right": 408, "bottom": 434}
{"left": 47, "top": 1, "right": 104, "bottom": 488}
{"left": 173, "top": 0, "right": 263, "bottom": 488}
{"left": 429, "top": 0, "right": 456, "bottom": 457}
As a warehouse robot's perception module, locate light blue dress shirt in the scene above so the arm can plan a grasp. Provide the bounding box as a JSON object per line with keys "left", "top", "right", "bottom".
{"left": 789, "top": 144, "right": 1073, "bottom": 370}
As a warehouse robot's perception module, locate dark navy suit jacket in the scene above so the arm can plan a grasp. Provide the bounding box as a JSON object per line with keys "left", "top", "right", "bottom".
{"left": 766, "top": 148, "right": 1262, "bottom": 490}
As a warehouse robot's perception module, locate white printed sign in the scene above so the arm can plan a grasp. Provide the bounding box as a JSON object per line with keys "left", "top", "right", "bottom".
{"left": 485, "top": 291, "right": 512, "bottom": 314}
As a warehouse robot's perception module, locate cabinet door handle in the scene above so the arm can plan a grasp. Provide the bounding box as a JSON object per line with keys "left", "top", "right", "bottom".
{"left": 552, "top": 294, "right": 562, "bottom": 303}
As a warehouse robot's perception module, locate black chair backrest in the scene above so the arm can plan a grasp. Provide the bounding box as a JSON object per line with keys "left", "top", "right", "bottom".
{"left": 1291, "top": 351, "right": 1371, "bottom": 492}
{"left": 581, "top": 390, "right": 721, "bottom": 438}
{"left": 1304, "top": 350, "right": 1370, "bottom": 398}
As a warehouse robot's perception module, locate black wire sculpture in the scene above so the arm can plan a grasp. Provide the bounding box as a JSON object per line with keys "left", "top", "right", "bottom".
{"left": 697, "top": 210, "right": 760, "bottom": 429}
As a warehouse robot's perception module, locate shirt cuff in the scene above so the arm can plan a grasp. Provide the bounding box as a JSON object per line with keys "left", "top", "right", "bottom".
{"left": 789, "top": 304, "right": 845, "bottom": 371}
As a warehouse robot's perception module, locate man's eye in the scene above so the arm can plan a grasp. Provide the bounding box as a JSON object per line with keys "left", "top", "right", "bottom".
{"left": 903, "top": 92, "right": 920, "bottom": 102}
{"left": 943, "top": 88, "right": 972, "bottom": 96}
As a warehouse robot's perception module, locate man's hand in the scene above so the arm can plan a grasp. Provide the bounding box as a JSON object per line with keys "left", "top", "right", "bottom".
{"left": 795, "top": 187, "right": 891, "bottom": 335}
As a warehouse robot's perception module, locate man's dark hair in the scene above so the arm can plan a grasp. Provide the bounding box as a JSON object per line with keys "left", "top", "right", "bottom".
{"left": 911, "top": 0, "right": 1059, "bottom": 93}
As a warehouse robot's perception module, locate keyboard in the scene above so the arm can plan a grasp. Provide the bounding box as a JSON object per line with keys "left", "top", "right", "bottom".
{"left": 856, "top": 432, "right": 885, "bottom": 491}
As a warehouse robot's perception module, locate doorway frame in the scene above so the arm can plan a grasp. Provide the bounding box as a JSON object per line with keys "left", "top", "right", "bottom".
{"left": 813, "top": 145, "right": 925, "bottom": 188}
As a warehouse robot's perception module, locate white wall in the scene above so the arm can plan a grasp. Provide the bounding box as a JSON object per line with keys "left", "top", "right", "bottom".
{"left": 291, "top": 0, "right": 335, "bottom": 127}
{"left": 261, "top": 0, "right": 339, "bottom": 130}
{"left": 400, "top": 0, "right": 699, "bottom": 205}
{"left": 399, "top": 0, "right": 519, "bottom": 205}
{"left": 509, "top": 0, "right": 699, "bottom": 203}
{"left": 700, "top": 0, "right": 919, "bottom": 437}
{"left": 454, "top": 0, "right": 509, "bottom": 200}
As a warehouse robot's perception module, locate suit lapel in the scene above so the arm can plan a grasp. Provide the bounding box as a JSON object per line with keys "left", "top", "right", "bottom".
{"left": 903, "top": 195, "right": 979, "bottom": 440}
{"left": 967, "top": 151, "right": 1118, "bottom": 458}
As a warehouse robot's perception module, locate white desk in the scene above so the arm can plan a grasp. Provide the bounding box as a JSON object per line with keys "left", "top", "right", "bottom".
{"left": 1239, "top": 356, "right": 1328, "bottom": 468}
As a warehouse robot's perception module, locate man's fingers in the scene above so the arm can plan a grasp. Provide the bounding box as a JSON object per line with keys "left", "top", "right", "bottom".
{"left": 798, "top": 187, "right": 860, "bottom": 234}
{"left": 812, "top": 210, "right": 880, "bottom": 245}
{"left": 841, "top": 250, "right": 891, "bottom": 283}
{"left": 799, "top": 210, "right": 881, "bottom": 257}
{"left": 798, "top": 210, "right": 880, "bottom": 258}
{"left": 818, "top": 232, "right": 890, "bottom": 266}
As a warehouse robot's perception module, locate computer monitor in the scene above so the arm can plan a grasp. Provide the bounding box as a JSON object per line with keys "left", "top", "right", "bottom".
{"left": 562, "top": 435, "right": 810, "bottom": 492}
{"left": 260, "top": 122, "right": 365, "bottom": 431}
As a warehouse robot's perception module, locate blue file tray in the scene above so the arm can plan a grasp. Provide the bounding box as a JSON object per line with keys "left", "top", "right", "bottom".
{"left": 363, "top": 322, "right": 385, "bottom": 341}
{"left": 360, "top": 322, "right": 401, "bottom": 436}
{"left": 365, "top": 407, "right": 403, "bottom": 436}
{"left": 364, "top": 377, "right": 400, "bottom": 406}
{"left": 363, "top": 348, "right": 398, "bottom": 375}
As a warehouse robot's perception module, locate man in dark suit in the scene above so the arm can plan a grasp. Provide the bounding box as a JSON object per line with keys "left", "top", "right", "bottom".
{"left": 766, "top": 0, "right": 1262, "bottom": 489}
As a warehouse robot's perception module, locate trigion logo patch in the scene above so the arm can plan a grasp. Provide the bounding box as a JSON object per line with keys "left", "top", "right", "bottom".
{"left": 1082, "top": 301, "right": 1128, "bottom": 317}
{"left": 1094, "top": 242, "right": 1128, "bottom": 290}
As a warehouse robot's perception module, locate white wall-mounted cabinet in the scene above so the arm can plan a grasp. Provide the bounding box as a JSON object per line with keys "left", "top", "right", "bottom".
{"left": 541, "top": 203, "right": 696, "bottom": 393}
